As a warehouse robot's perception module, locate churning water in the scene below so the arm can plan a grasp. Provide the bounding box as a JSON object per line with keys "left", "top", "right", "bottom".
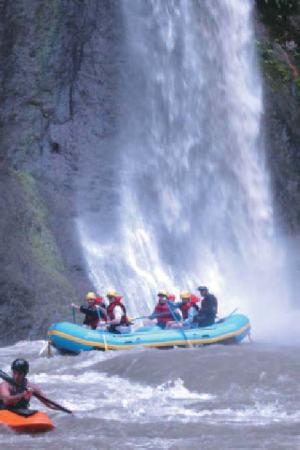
{"left": 76, "top": 0, "right": 298, "bottom": 340}
{"left": 0, "top": 341, "right": 299, "bottom": 449}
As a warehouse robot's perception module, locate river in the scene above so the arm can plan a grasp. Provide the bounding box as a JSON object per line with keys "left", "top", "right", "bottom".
{"left": 0, "top": 340, "right": 299, "bottom": 449}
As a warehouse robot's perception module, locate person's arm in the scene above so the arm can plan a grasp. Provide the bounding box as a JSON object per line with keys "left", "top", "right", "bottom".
{"left": 167, "top": 301, "right": 182, "bottom": 309}
{"left": 148, "top": 310, "right": 156, "bottom": 320}
{"left": 96, "top": 305, "right": 107, "bottom": 320}
{"left": 0, "top": 382, "right": 32, "bottom": 407}
{"left": 148, "top": 305, "right": 159, "bottom": 320}
{"left": 184, "top": 306, "right": 197, "bottom": 324}
{"left": 27, "top": 381, "right": 42, "bottom": 396}
{"left": 79, "top": 306, "right": 99, "bottom": 317}
{"left": 70, "top": 303, "right": 80, "bottom": 311}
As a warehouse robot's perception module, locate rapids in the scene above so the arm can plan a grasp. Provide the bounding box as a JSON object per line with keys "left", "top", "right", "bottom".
{"left": 0, "top": 341, "right": 299, "bottom": 449}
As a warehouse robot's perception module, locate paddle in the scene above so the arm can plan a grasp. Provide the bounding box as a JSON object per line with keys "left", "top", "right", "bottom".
{"left": 72, "top": 306, "right": 76, "bottom": 324}
{"left": 216, "top": 308, "right": 238, "bottom": 324}
{"left": 166, "top": 302, "right": 192, "bottom": 347}
{"left": 130, "top": 315, "right": 150, "bottom": 322}
{"left": 95, "top": 308, "right": 108, "bottom": 351}
{"left": 131, "top": 312, "right": 182, "bottom": 322}
{"left": 0, "top": 370, "right": 73, "bottom": 415}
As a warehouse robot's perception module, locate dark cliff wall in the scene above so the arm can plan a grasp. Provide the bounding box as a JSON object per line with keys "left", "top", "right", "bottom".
{"left": 256, "top": 0, "right": 300, "bottom": 232}
{"left": 0, "top": 0, "right": 123, "bottom": 343}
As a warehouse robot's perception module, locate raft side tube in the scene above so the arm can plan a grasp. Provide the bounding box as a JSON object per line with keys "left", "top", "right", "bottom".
{"left": 48, "top": 314, "right": 251, "bottom": 353}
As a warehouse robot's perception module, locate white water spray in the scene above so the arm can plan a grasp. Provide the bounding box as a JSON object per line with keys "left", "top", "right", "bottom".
{"left": 77, "top": 0, "right": 296, "bottom": 340}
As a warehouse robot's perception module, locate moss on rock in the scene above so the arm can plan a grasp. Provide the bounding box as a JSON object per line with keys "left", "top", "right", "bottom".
{"left": 15, "top": 170, "right": 64, "bottom": 272}
{"left": 0, "top": 168, "right": 78, "bottom": 343}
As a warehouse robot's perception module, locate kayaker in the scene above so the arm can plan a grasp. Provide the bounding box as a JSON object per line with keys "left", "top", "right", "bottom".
{"left": 166, "top": 291, "right": 199, "bottom": 328}
{"left": 71, "top": 291, "right": 107, "bottom": 329}
{"left": 0, "top": 359, "right": 41, "bottom": 410}
{"left": 194, "top": 286, "right": 218, "bottom": 326}
{"left": 106, "top": 290, "right": 131, "bottom": 333}
{"left": 148, "top": 291, "right": 175, "bottom": 328}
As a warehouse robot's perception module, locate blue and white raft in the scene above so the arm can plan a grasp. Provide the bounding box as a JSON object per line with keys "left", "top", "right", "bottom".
{"left": 47, "top": 314, "right": 251, "bottom": 353}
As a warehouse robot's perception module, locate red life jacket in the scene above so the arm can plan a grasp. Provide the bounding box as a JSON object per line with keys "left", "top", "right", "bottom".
{"left": 180, "top": 302, "right": 192, "bottom": 319}
{"left": 154, "top": 302, "right": 174, "bottom": 323}
{"left": 180, "top": 300, "right": 199, "bottom": 319}
{"left": 107, "top": 298, "right": 129, "bottom": 325}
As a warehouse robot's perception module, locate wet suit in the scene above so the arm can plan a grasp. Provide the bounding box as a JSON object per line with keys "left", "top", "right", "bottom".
{"left": 194, "top": 294, "right": 218, "bottom": 327}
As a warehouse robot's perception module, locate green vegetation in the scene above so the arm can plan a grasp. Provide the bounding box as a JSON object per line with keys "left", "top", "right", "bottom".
{"left": 14, "top": 170, "right": 76, "bottom": 300}
{"left": 258, "top": 44, "right": 291, "bottom": 87}
{"left": 256, "top": 0, "right": 300, "bottom": 94}
{"left": 14, "top": 170, "right": 64, "bottom": 273}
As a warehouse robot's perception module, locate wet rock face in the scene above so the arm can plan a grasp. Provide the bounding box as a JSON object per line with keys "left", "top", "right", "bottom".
{"left": 0, "top": 0, "right": 123, "bottom": 343}
{"left": 255, "top": 1, "right": 300, "bottom": 232}
{"left": 263, "top": 79, "right": 300, "bottom": 231}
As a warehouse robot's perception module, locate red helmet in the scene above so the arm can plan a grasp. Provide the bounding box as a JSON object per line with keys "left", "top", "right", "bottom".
{"left": 167, "top": 294, "right": 176, "bottom": 301}
{"left": 95, "top": 296, "right": 104, "bottom": 304}
{"left": 191, "top": 295, "right": 200, "bottom": 304}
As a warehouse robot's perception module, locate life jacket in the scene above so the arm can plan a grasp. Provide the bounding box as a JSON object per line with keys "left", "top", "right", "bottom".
{"left": 154, "top": 302, "right": 174, "bottom": 323}
{"left": 107, "top": 298, "right": 129, "bottom": 326}
{"left": 0, "top": 379, "right": 29, "bottom": 410}
{"left": 180, "top": 301, "right": 199, "bottom": 319}
{"left": 80, "top": 303, "right": 106, "bottom": 329}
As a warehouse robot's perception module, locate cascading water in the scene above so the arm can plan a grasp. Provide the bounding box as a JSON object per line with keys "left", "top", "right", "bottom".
{"left": 77, "top": 0, "right": 294, "bottom": 339}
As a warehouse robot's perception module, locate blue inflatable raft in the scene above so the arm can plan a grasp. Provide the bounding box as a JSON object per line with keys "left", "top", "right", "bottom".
{"left": 47, "top": 313, "right": 251, "bottom": 353}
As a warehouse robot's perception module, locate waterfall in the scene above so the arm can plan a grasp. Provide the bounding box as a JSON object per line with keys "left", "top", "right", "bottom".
{"left": 77, "top": 0, "right": 293, "bottom": 339}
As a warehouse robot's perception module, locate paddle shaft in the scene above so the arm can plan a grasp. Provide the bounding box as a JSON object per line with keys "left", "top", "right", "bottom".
{"left": 132, "top": 312, "right": 174, "bottom": 322}
{"left": 216, "top": 308, "right": 238, "bottom": 323}
{"left": 33, "top": 392, "right": 72, "bottom": 414}
{"left": 0, "top": 370, "right": 72, "bottom": 415}
{"left": 72, "top": 306, "right": 76, "bottom": 324}
{"left": 166, "top": 303, "right": 192, "bottom": 347}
